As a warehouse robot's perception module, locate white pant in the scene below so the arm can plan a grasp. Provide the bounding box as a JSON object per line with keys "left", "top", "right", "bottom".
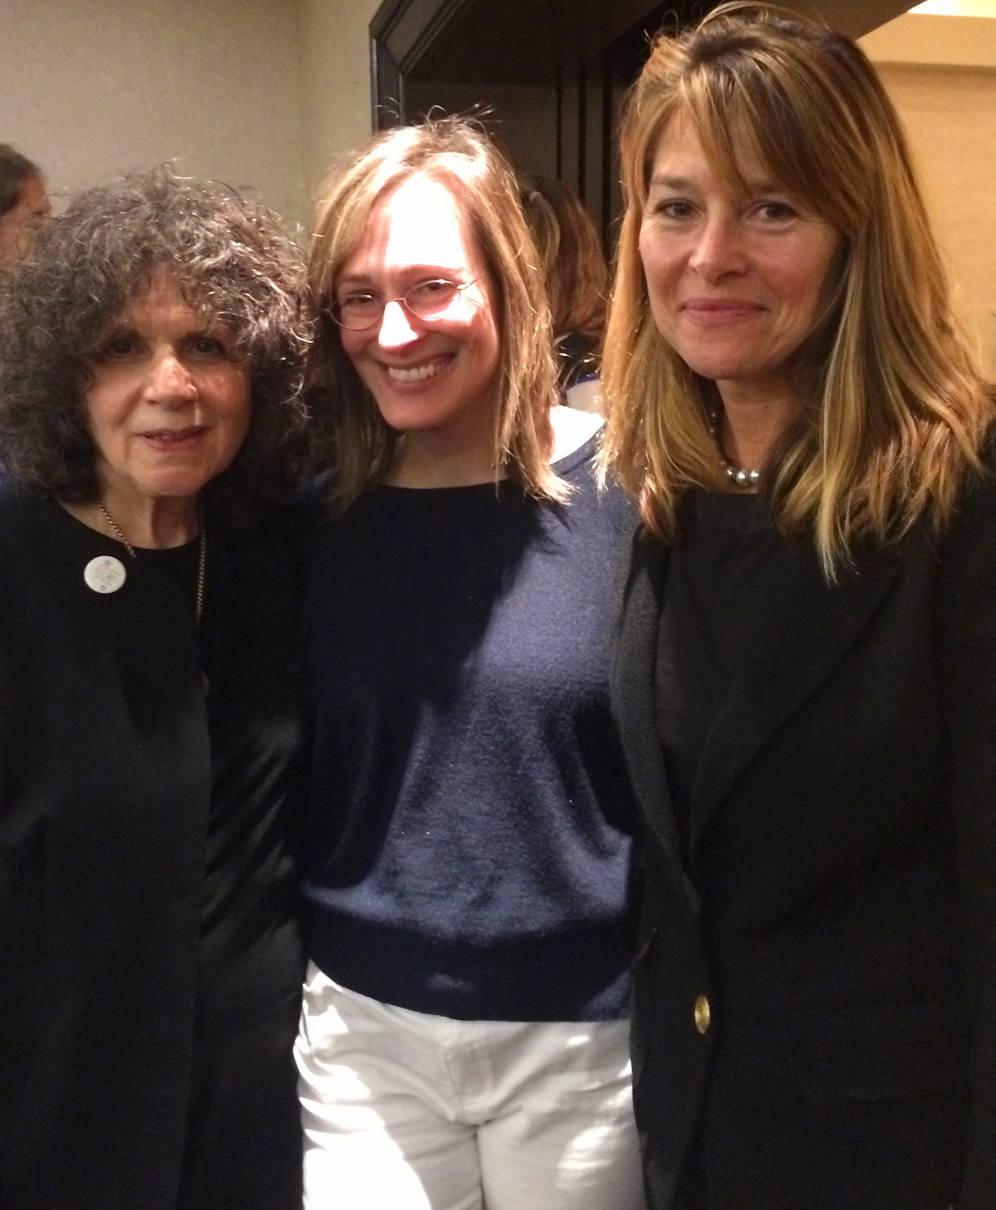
{"left": 295, "top": 963, "right": 646, "bottom": 1210}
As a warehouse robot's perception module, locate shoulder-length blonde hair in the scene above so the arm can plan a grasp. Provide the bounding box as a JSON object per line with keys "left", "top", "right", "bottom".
{"left": 601, "top": 1, "right": 995, "bottom": 576}
{"left": 309, "top": 117, "right": 564, "bottom": 513}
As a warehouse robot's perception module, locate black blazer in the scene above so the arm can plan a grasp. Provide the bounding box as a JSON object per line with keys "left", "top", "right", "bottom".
{"left": 611, "top": 467, "right": 996, "bottom": 1210}
{"left": 0, "top": 483, "right": 305, "bottom": 1209}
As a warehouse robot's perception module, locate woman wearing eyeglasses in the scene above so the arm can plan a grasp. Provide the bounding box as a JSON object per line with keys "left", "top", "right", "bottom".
{"left": 295, "top": 119, "right": 645, "bottom": 1210}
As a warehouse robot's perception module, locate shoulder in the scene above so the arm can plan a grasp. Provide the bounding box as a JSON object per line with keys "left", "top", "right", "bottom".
{"left": 929, "top": 436, "right": 996, "bottom": 575}
{"left": 0, "top": 479, "right": 74, "bottom": 562}
{"left": 618, "top": 523, "right": 668, "bottom": 610}
{"left": 212, "top": 499, "right": 309, "bottom": 583}
{"left": 0, "top": 475, "right": 46, "bottom": 524}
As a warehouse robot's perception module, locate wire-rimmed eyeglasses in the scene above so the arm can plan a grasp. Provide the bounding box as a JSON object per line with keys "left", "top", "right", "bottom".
{"left": 330, "top": 278, "right": 481, "bottom": 331}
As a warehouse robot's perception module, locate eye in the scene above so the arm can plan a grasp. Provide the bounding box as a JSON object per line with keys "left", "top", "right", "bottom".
{"left": 406, "top": 279, "right": 459, "bottom": 311}
{"left": 337, "top": 290, "right": 379, "bottom": 310}
{"left": 91, "top": 330, "right": 142, "bottom": 362}
{"left": 752, "top": 200, "right": 798, "bottom": 223}
{"left": 652, "top": 199, "right": 696, "bottom": 221}
{"left": 411, "top": 278, "right": 456, "bottom": 298}
{"left": 186, "top": 333, "right": 230, "bottom": 359}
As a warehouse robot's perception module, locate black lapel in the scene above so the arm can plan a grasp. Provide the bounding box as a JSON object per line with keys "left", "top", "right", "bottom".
{"left": 688, "top": 539, "right": 903, "bottom": 851}
{"left": 612, "top": 529, "right": 702, "bottom": 911}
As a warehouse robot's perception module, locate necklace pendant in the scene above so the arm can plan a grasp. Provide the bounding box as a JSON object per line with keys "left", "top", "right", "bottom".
{"left": 725, "top": 464, "right": 761, "bottom": 489}
{"left": 84, "top": 554, "right": 128, "bottom": 594}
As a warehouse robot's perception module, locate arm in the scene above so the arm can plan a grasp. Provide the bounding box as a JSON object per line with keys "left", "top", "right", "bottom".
{"left": 941, "top": 468, "right": 996, "bottom": 1210}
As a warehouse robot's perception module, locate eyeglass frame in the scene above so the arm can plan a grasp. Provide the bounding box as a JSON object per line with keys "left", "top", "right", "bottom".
{"left": 329, "top": 276, "right": 483, "bottom": 331}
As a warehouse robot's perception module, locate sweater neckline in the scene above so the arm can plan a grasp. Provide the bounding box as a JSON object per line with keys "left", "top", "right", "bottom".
{"left": 375, "top": 429, "right": 602, "bottom": 498}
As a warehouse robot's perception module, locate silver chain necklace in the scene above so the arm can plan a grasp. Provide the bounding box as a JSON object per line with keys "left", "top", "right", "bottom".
{"left": 98, "top": 502, "right": 207, "bottom": 627}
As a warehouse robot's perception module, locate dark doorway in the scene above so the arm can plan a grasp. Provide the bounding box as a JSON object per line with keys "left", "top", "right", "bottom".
{"left": 370, "top": 0, "right": 711, "bottom": 245}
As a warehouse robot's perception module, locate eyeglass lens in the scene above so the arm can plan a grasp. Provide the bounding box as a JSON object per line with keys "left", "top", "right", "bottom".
{"left": 334, "top": 279, "right": 467, "bottom": 329}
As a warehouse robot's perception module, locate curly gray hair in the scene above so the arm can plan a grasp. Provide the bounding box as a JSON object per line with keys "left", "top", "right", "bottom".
{"left": 0, "top": 168, "right": 313, "bottom": 515}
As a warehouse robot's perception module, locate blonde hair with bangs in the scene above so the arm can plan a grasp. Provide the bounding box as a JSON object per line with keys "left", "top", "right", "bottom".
{"left": 309, "top": 118, "right": 563, "bottom": 513}
{"left": 601, "top": 1, "right": 995, "bottom": 576}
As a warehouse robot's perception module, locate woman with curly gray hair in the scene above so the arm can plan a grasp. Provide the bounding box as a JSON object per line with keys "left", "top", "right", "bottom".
{"left": 0, "top": 170, "right": 312, "bottom": 1210}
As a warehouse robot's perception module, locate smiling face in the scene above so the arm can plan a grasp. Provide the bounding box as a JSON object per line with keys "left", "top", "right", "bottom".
{"left": 335, "top": 173, "right": 502, "bottom": 458}
{"left": 639, "top": 112, "right": 842, "bottom": 409}
{"left": 83, "top": 273, "right": 251, "bottom": 516}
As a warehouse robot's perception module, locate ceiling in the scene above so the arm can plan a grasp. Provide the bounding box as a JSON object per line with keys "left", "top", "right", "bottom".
{"left": 404, "top": 0, "right": 917, "bottom": 86}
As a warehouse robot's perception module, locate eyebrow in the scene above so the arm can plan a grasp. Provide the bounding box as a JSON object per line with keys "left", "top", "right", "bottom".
{"left": 336, "top": 265, "right": 459, "bottom": 286}
{"left": 648, "top": 174, "right": 694, "bottom": 190}
{"left": 648, "top": 172, "right": 783, "bottom": 194}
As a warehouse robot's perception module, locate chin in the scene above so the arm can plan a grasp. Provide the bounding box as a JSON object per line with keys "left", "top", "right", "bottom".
{"left": 140, "top": 473, "right": 219, "bottom": 501}
{"left": 376, "top": 401, "right": 456, "bottom": 433}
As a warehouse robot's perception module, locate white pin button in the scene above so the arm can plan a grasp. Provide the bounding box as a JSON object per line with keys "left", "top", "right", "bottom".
{"left": 83, "top": 555, "right": 127, "bottom": 594}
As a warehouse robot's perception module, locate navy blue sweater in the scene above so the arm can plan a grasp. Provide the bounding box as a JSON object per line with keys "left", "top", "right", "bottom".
{"left": 301, "top": 435, "right": 640, "bottom": 1020}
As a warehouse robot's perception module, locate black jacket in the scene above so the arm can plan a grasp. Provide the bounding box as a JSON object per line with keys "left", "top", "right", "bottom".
{"left": 611, "top": 464, "right": 996, "bottom": 1210}
{"left": 0, "top": 483, "right": 305, "bottom": 1209}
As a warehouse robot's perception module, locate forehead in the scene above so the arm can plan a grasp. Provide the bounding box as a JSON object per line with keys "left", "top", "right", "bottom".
{"left": 649, "top": 108, "right": 775, "bottom": 195}
{"left": 341, "top": 173, "right": 482, "bottom": 279}
{"left": 113, "top": 272, "right": 213, "bottom": 329}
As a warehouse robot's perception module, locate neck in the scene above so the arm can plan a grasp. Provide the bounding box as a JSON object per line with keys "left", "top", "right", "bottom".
{"left": 386, "top": 432, "right": 497, "bottom": 488}
{"left": 64, "top": 492, "right": 202, "bottom": 550}
{"left": 715, "top": 383, "right": 800, "bottom": 473}
{"left": 385, "top": 392, "right": 507, "bottom": 489}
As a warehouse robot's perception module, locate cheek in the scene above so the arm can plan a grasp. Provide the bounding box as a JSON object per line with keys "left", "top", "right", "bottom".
{"left": 83, "top": 377, "right": 129, "bottom": 441}
{"left": 217, "top": 377, "right": 252, "bottom": 437}
{"left": 638, "top": 236, "right": 675, "bottom": 302}
{"left": 775, "top": 231, "right": 842, "bottom": 314}
{"left": 476, "top": 314, "right": 501, "bottom": 372}
{"left": 338, "top": 327, "right": 369, "bottom": 368}
{"left": 784, "top": 263, "right": 831, "bottom": 320}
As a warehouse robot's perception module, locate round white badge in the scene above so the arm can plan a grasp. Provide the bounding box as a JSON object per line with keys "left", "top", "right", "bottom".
{"left": 83, "top": 555, "right": 127, "bottom": 594}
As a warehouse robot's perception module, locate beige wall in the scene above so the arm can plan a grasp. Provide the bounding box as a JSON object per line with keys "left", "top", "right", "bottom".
{"left": 1, "top": 0, "right": 378, "bottom": 234}
{"left": 861, "top": 15, "right": 996, "bottom": 372}
{"left": 298, "top": 0, "right": 382, "bottom": 231}
{"left": 7, "top": 0, "right": 991, "bottom": 368}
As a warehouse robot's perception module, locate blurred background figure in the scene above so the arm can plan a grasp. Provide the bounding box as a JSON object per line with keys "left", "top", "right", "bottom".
{"left": 519, "top": 172, "right": 607, "bottom": 413}
{"left": 0, "top": 144, "right": 50, "bottom": 265}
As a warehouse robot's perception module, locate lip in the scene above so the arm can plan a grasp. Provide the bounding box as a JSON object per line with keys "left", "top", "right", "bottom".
{"left": 380, "top": 353, "right": 454, "bottom": 385}
{"left": 680, "top": 298, "right": 766, "bottom": 325}
{"left": 138, "top": 426, "right": 209, "bottom": 451}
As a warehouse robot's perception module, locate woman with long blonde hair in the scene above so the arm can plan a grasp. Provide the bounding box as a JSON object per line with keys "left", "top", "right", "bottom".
{"left": 296, "top": 119, "right": 644, "bottom": 1210}
{"left": 602, "top": 5, "right": 996, "bottom": 1208}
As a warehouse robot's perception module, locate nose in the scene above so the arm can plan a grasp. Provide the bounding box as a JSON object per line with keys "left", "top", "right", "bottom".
{"left": 689, "top": 212, "right": 746, "bottom": 281}
{"left": 147, "top": 350, "right": 198, "bottom": 406}
{"left": 376, "top": 298, "right": 420, "bottom": 350}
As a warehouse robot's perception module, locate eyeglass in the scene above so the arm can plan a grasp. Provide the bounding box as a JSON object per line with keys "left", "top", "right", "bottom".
{"left": 330, "top": 278, "right": 481, "bottom": 330}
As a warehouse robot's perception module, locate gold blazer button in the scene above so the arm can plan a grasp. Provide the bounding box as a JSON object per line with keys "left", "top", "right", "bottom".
{"left": 694, "top": 994, "right": 711, "bottom": 1035}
